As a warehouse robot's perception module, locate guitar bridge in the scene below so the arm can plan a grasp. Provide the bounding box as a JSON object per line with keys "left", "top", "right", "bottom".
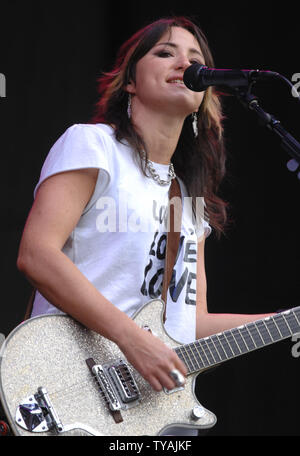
{"left": 87, "top": 358, "right": 140, "bottom": 411}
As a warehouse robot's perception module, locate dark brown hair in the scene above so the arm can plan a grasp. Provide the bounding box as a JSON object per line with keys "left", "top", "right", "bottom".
{"left": 91, "top": 16, "right": 228, "bottom": 236}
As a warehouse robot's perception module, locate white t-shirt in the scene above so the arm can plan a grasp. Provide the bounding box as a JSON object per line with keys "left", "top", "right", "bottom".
{"left": 31, "top": 123, "right": 211, "bottom": 345}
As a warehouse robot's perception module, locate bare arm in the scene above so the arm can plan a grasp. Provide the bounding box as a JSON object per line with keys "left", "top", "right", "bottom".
{"left": 17, "top": 169, "right": 187, "bottom": 391}
{"left": 196, "top": 237, "right": 275, "bottom": 340}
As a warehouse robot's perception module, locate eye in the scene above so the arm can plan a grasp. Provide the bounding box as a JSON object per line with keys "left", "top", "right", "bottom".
{"left": 190, "top": 59, "right": 204, "bottom": 65}
{"left": 155, "top": 50, "right": 173, "bottom": 58}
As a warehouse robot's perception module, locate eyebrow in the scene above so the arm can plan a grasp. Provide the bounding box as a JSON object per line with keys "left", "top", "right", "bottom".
{"left": 154, "top": 42, "right": 204, "bottom": 59}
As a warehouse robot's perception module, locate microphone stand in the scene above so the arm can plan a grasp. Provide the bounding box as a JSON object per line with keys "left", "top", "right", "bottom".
{"left": 232, "top": 85, "right": 300, "bottom": 179}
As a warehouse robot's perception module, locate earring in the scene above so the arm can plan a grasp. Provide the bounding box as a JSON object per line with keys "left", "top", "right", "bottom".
{"left": 192, "top": 112, "right": 198, "bottom": 138}
{"left": 127, "top": 93, "right": 132, "bottom": 119}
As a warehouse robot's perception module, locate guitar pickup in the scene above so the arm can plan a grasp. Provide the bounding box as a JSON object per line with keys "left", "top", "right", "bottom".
{"left": 87, "top": 358, "right": 140, "bottom": 410}
{"left": 108, "top": 361, "right": 140, "bottom": 403}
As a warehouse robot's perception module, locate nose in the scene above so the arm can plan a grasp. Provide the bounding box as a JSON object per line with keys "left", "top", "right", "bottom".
{"left": 175, "top": 54, "right": 192, "bottom": 72}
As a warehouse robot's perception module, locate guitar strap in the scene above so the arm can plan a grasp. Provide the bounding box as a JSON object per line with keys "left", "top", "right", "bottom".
{"left": 23, "top": 178, "right": 183, "bottom": 322}
{"left": 24, "top": 288, "right": 36, "bottom": 321}
{"left": 161, "top": 177, "right": 183, "bottom": 323}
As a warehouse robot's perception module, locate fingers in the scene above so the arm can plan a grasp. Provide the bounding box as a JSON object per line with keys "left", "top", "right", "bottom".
{"left": 147, "top": 371, "right": 176, "bottom": 392}
{"left": 175, "top": 356, "right": 188, "bottom": 378}
{"left": 169, "top": 368, "right": 185, "bottom": 387}
{"left": 144, "top": 353, "right": 187, "bottom": 392}
{"left": 119, "top": 326, "right": 187, "bottom": 392}
{"left": 147, "top": 366, "right": 186, "bottom": 392}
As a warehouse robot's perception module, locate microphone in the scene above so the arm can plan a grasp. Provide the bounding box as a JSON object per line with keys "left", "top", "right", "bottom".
{"left": 183, "top": 63, "right": 279, "bottom": 92}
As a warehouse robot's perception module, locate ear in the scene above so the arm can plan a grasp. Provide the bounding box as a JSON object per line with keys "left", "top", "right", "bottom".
{"left": 125, "top": 80, "right": 136, "bottom": 95}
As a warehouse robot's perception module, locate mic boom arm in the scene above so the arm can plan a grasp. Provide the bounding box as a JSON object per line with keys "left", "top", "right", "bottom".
{"left": 234, "top": 87, "right": 300, "bottom": 179}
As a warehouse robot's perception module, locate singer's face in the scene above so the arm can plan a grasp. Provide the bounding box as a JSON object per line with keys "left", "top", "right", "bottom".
{"left": 126, "top": 27, "right": 206, "bottom": 116}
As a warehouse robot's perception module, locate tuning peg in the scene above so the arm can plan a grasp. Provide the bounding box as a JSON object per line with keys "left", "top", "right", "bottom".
{"left": 287, "top": 159, "right": 299, "bottom": 172}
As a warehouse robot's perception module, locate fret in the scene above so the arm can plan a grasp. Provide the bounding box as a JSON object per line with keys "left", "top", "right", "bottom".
{"left": 255, "top": 320, "right": 273, "bottom": 344}
{"left": 222, "top": 332, "right": 235, "bottom": 357}
{"left": 264, "top": 317, "right": 282, "bottom": 341}
{"left": 282, "top": 313, "right": 293, "bottom": 334}
{"left": 215, "top": 333, "right": 232, "bottom": 359}
{"left": 176, "top": 346, "right": 194, "bottom": 372}
{"left": 228, "top": 330, "right": 242, "bottom": 355}
{"left": 204, "top": 343, "right": 219, "bottom": 367}
{"left": 239, "top": 326, "right": 255, "bottom": 351}
{"left": 177, "top": 307, "right": 300, "bottom": 375}
{"left": 281, "top": 310, "right": 300, "bottom": 334}
{"left": 191, "top": 348, "right": 206, "bottom": 370}
{"left": 202, "top": 338, "right": 218, "bottom": 364}
{"left": 211, "top": 335, "right": 228, "bottom": 361}
{"left": 190, "top": 342, "right": 208, "bottom": 369}
{"left": 273, "top": 314, "right": 291, "bottom": 338}
{"left": 198, "top": 339, "right": 215, "bottom": 365}
{"left": 263, "top": 319, "right": 274, "bottom": 342}
{"left": 185, "top": 344, "right": 201, "bottom": 372}
{"left": 272, "top": 316, "right": 284, "bottom": 337}
{"left": 230, "top": 328, "right": 249, "bottom": 353}
{"left": 246, "top": 322, "right": 265, "bottom": 348}
{"left": 197, "top": 341, "right": 211, "bottom": 366}
{"left": 253, "top": 322, "right": 266, "bottom": 345}
{"left": 292, "top": 308, "right": 300, "bottom": 326}
{"left": 220, "top": 330, "right": 240, "bottom": 356}
{"left": 189, "top": 346, "right": 203, "bottom": 371}
{"left": 175, "top": 346, "right": 186, "bottom": 364}
{"left": 193, "top": 340, "right": 205, "bottom": 369}
{"left": 207, "top": 336, "right": 223, "bottom": 363}
{"left": 244, "top": 325, "right": 258, "bottom": 348}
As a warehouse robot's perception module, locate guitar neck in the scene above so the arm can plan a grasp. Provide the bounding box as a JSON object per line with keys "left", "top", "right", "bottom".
{"left": 174, "top": 307, "right": 300, "bottom": 374}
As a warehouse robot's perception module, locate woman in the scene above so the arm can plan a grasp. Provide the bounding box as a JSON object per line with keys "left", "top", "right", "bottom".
{"left": 17, "top": 16, "right": 273, "bottom": 435}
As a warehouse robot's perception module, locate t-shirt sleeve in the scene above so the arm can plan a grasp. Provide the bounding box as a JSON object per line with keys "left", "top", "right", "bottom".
{"left": 195, "top": 217, "right": 212, "bottom": 240}
{"left": 202, "top": 218, "right": 212, "bottom": 238}
{"left": 194, "top": 197, "right": 212, "bottom": 240}
{"left": 34, "top": 124, "right": 112, "bottom": 198}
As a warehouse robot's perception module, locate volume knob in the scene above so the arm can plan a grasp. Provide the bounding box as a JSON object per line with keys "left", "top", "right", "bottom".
{"left": 191, "top": 405, "right": 205, "bottom": 421}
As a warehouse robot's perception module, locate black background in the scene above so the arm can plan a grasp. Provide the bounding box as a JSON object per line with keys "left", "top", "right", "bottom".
{"left": 1, "top": 1, "right": 300, "bottom": 436}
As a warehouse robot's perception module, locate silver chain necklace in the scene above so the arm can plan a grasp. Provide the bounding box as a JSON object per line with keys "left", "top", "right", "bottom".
{"left": 142, "top": 153, "right": 176, "bottom": 186}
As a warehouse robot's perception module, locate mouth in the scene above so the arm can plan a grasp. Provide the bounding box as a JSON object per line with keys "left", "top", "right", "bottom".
{"left": 167, "top": 78, "right": 185, "bottom": 85}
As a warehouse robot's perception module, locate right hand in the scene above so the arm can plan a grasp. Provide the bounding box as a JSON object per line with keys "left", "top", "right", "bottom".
{"left": 117, "top": 325, "right": 187, "bottom": 392}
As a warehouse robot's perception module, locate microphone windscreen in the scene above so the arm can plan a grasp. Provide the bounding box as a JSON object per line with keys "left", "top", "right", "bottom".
{"left": 183, "top": 63, "right": 207, "bottom": 92}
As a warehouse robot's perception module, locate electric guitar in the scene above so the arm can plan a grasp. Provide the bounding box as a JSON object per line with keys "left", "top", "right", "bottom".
{"left": 0, "top": 299, "right": 299, "bottom": 436}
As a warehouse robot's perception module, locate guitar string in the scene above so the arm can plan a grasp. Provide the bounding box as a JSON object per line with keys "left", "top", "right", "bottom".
{"left": 32, "top": 347, "right": 194, "bottom": 403}
{"left": 203, "top": 312, "right": 298, "bottom": 362}
{"left": 33, "top": 350, "right": 193, "bottom": 403}
{"left": 32, "top": 310, "right": 300, "bottom": 402}
{"left": 33, "top": 372, "right": 110, "bottom": 403}
{"left": 177, "top": 310, "right": 300, "bottom": 372}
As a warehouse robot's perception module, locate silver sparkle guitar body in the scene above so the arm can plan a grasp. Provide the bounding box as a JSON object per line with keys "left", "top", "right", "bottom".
{"left": 0, "top": 299, "right": 216, "bottom": 436}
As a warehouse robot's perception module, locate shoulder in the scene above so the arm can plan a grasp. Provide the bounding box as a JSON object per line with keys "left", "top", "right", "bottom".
{"left": 43, "top": 123, "right": 121, "bottom": 169}
{"left": 60, "top": 122, "right": 117, "bottom": 146}
{"left": 34, "top": 124, "right": 120, "bottom": 198}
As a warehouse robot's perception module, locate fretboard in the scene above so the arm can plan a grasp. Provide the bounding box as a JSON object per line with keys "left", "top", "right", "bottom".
{"left": 174, "top": 307, "right": 300, "bottom": 374}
